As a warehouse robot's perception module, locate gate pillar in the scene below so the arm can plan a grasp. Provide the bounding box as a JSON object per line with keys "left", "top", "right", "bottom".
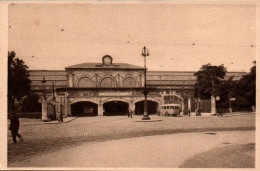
{"left": 211, "top": 95, "right": 216, "bottom": 114}
{"left": 65, "top": 101, "right": 71, "bottom": 117}
{"left": 181, "top": 100, "right": 185, "bottom": 115}
{"left": 129, "top": 103, "right": 135, "bottom": 114}
{"left": 98, "top": 101, "right": 103, "bottom": 116}
{"left": 41, "top": 100, "right": 48, "bottom": 121}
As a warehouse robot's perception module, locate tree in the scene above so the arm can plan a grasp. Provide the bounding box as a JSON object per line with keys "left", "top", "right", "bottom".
{"left": 216, "top": 76, "right": 236, "bottom": 110}
{"left": 8, "top": 51, "right": 31, "bottom": 112}
{"left": 194, "top": 64, "right": 227, "bottom": 99}
{"left": 21, "top": 93, "right": 42, "bottom": 112}
{"left": 233, "top": 61, "right": 256, "bottom": 111}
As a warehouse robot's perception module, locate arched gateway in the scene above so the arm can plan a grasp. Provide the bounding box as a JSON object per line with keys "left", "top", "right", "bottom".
{"left": 71, "top": 101, "right": 98, "bottom": 117}
{"left": 103, "top": 101, "right": 129, "bottom": 116}
{"left": 135, "top": 100, "right": 159, "bottom": 115}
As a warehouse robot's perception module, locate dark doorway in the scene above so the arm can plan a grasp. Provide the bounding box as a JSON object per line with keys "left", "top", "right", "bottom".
{"left": 103, "top": 101, "right": 129, "bottom": 116}
{"left": 135, "top": 100, "right": 158, "bottom": 115}
{"left": 71, "top": 101, "right": 98, "bottom": 117}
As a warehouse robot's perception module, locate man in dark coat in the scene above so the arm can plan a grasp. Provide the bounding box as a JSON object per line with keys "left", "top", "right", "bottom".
{"left": 9, "top": 113, "right": 23, "bottom": 143}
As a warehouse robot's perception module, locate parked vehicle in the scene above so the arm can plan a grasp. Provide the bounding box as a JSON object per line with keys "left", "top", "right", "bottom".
{"left": 161, "top": 104, "right": 181, "bottom": 116}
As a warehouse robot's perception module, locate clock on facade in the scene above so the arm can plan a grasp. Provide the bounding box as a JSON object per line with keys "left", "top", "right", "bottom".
{"left": 102, "top": 55, "right": 113, "bottom": 66}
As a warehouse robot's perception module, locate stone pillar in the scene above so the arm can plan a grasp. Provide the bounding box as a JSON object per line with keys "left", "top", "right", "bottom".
{"left": 56, "top": 103, "right": 60, "bottom": 120}
{"left": 64, "top": 97, "right": 71, "bottom": 117}
{"left": 157, "top": 102, "right": 160, "bottom": 115}
{"left": 95, "top": 74, "right": 98, "bottom": 87}
{"left": 129, "top": 101, "right": 135, "bottom": 114}
{"left": 188, "top": 98, "right": 191, "bottom": 113}
{"left": 181, "top": 100, "right": 185, "bottom": 115}
{"left": 139, "top": 74, "right": 142, "bottom": 87}
{"left": 211, "top": 95, "right": 216, "bottom": 114}
{"left": 117, "top": 74, "right": 121, "bottom": 87}
{"left": 98, "top": 100, "right": 103, "bottom": 116}
{"left": 72, "top": 74, "right": 75, "bottom": 87}
{"left": 68, "top": 74, "right": 73, "bottom": 87}
{"left": 41, "top": 100, "right": 48, "bottom": 121}
{"left": 66, "top": 74, "right": 69, "bottom": 87}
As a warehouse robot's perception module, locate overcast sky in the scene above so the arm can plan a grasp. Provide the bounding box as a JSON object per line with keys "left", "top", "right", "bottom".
{"left": 8, "top": 2, "right": 256, "bottom": 72}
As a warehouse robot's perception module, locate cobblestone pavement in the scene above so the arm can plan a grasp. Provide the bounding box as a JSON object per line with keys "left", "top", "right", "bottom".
{"left": 7, "top": 112, "right": 255, "bottom": 165}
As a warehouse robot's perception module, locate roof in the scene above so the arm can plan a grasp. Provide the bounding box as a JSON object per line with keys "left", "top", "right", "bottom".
{"left": 65, "top": 63, "right": 144, "bottom": 70}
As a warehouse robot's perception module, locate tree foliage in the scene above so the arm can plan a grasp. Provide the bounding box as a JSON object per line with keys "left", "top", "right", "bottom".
{"left": 233, "top": 61, "right": 256, "bottom": 109}
{"left": 8, "top": 51, "right": 31, "bottom": 112}
{"left": 194, "top": 64, "right": 227, "bottom": 99}
{"left": 21, "top": 93, "right": 42, "bottom": 112}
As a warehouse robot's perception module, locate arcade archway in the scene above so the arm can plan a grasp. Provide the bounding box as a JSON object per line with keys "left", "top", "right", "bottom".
{"left": 103, "top": 101, "right": 129, "bottom": 116}
{"left": 71, "top": 101, "right": 98, "bottom": 117}
{"left": 135, "top": 100, "right": 158, "bottom": 115}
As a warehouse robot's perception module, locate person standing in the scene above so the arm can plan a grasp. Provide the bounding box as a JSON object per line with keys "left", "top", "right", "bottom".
{"left": 9, "top": 112, "right": 23, "bottom": 143}
{"left": 128, "top": 109, "right": 133, "bottom": 118}
{"left": 188, "top": 98, "right": 191, "bottom": 117}
{"left": 129, "top": 109, "right": 133, "bottom": 118}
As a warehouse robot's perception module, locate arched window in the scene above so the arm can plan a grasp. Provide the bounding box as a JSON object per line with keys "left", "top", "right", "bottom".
{"left": 78, "top": 77, "right": 95, "bottom": 87}
{"left": 100, "top": 77, "right": 116, "bottom": 87}
{"left": 122, "top": 77, "right": 136, "bottom": 87}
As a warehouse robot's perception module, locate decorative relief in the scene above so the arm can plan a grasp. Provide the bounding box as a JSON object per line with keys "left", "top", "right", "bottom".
{"left": 100, "top": 76, "right": 117, "bottom": 87}
{"left": 77, "top": 77, "right": 95, "bottom": 87}
{"left": 122, "top": 77, "right": 136, "bottom": 87}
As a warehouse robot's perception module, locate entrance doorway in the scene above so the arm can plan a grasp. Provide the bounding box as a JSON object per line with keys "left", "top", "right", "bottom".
{"left": 135, "top": 100, "right": 158, "bottom": 115}
{"left": 71, "top": 101, "right": 98, "bottom": 117}
{"left": 103, "top": 101, "right": 129, "bottom": 116}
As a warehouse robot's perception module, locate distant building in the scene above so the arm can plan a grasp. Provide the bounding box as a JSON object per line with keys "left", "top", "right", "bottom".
{"left": 29, "top": 55, "right": 245, "bottom": 120}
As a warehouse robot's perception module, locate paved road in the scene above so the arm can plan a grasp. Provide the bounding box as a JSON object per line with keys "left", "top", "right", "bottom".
{"left": 9, "top": 130, "right": 254, "bottom": 168}
{"left": 7, "top": 113, "right": 255, "bottom": 165}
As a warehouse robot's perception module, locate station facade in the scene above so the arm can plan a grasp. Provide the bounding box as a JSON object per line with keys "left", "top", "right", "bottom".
{"left": 29, "top": 55, "right": 245, "bottom": 120}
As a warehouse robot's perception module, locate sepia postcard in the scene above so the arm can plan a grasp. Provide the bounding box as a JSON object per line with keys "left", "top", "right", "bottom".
{"left": 0, "top": 0, "right": 259, "bottom": 170}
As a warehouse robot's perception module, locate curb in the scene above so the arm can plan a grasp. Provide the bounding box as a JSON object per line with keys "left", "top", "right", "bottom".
{"left": 43, "top": 117, "right": 78, "bottom": 124}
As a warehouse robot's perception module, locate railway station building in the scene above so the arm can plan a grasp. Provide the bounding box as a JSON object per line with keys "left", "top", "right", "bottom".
{"left": 28, "top": 55, "right": 244, "bottom": 120}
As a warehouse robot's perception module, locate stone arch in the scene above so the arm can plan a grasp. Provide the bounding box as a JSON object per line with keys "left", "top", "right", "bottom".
{"left": 134, "top": 99, "right": 160, "bottom": 115}
{"left": 122, "top": 76, "right": 137, "bottom": 87}
{"left": 133, "top": 97, "right": 161, "bottom": 105}
{"left": 102, "top": 98, "right": 130, "bottom": 105}
{"left": 76, "top": 75, "right": 95, "bottom": 88}
{"left": 100, "top": 76, "right": 117, "bottom": 87}
{"left": 70, "top": 99, "right": 99, "bottom": 105}
{"left": 103, "top": 100, "right": 129, "bottom": 116}
{"left": 70, "top": 100, "right": 98, "bottom": 117}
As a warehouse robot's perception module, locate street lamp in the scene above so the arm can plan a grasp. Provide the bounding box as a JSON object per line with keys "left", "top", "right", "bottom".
{"left": 52, "top": 81, "right": 56, "bottom": 120}
{"left": 41, "top": 77, "right": 47, "bottom": 100}
{"left": 60, "top": 96, "right": 63, "bottom": 122}
{"left": 142, "top": 46, "right": 150, "bottom": 120}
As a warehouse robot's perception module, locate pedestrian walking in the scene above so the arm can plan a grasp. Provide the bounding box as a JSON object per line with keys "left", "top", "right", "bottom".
{"left": 9, "top": 112, "right": 23, "bottom": 143}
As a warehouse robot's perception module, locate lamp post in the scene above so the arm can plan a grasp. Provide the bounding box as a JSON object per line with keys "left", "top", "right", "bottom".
{"left": 52, "top": 81, "right": 56, "bottom": 120}
{"left": 41, "top": 77, "right": 47, "bottom": 99}
{"left": 60, "top": 96, "right": 63, "bottom": 122}
{"left": 41, "top": 77, "right": 48, "bottom": 121}
{"left": 142, "top": 46, "right": 150, "bottom": 120}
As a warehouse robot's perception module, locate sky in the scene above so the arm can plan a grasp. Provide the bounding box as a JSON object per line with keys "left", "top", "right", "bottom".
{"left": 8, "top": 2, "right": 256, "bottom": 72}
